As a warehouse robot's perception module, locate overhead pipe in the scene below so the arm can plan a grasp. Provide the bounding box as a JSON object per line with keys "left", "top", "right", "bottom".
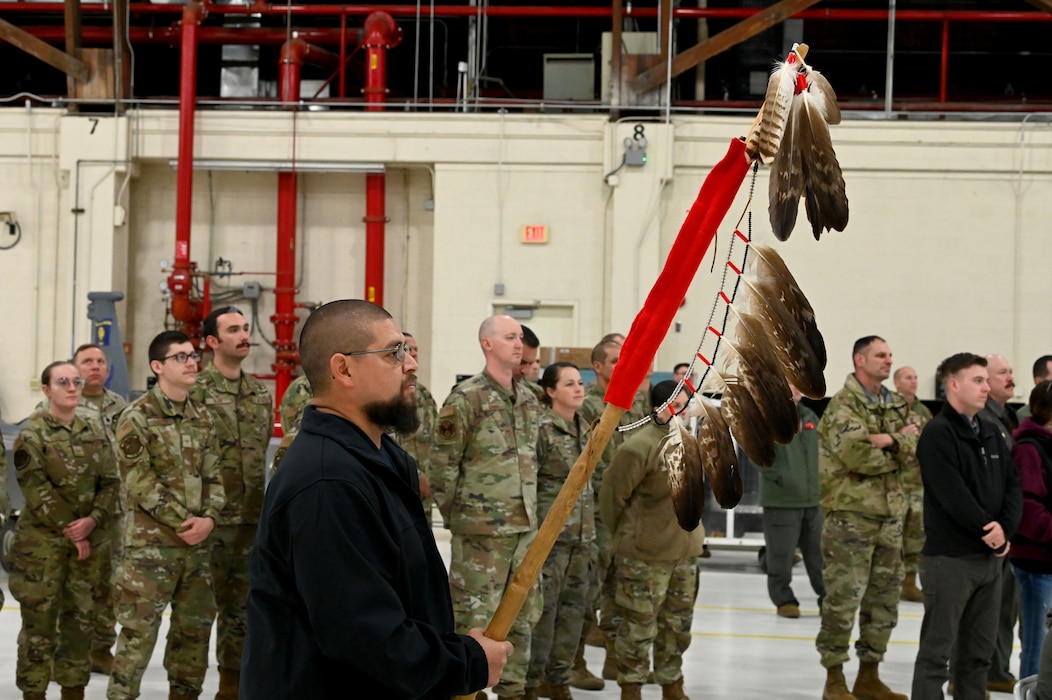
{"left": 20, "top": 26, "right": 363, "bottom": 46}
{"left": 1, "top": 3, "right": 1047, "bottom": 21}
{"left": 362, "top": 12, "right": 401, "bottom": 308}
{"left": 272, "top": 37, "right": 341, "bottom": 415}
{"left": 167, "top": 0, "right": 205, "bottom": 339}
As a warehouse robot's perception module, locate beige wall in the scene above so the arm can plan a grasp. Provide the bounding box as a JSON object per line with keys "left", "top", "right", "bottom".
{"left": 1, "top": 107, "right": 1051, "bottom": 420}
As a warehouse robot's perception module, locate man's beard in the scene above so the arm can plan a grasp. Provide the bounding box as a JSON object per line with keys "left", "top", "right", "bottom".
{"left": 365, "top": 394, "right": 420, "bottom": 436}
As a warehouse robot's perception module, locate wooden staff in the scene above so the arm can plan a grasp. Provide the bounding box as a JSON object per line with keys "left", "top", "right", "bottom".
{"left": 450, "top": 404, "right": 625, "bottom": 700}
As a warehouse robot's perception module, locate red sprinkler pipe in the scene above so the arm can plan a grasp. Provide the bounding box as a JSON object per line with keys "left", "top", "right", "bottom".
{"left": 271, "top": 37, "right": 307, "bottom": 416}
{"left": 19, "top": 26, "right": 362, "bottom": 46}
{"left": 167, "top": 1, "right": 205, "bottom": 339}
{"left": 362, "top": 12, "right": 401, "bottom": 307}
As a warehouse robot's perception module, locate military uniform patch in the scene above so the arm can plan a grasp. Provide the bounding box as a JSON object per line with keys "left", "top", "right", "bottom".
{"left": 437, "top": 419, "right": 457, "bottom": 440}
{"left": 120, "top": 435, "right": 144, "bottom": 459}
{"left": 13, "top": 448, "right": 30, "bottom": 469}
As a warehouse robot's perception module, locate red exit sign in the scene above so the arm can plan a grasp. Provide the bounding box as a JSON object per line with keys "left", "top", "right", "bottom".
{"left": 521, "top": 225, "right": 549, "bottom": 244}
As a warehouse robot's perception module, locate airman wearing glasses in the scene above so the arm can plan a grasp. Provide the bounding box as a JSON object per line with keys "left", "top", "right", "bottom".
{"left": 11, "top": 360, "right": 120, "bottom": 700}
{"left": 390, "top": 331, "right": 438, "bottom": 500}
{"left": 243, "top": 300, "right": 510, "bottom": 699}
{"left": 109, "top": 330, "right": 225, "bottom": 700}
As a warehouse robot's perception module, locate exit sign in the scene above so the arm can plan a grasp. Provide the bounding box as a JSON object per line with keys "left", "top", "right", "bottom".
{"left": 521, "top": 225, "right": 549, "bottom": 244}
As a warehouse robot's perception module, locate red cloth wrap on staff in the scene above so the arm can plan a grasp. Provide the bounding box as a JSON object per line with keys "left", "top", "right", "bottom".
{"left": 604, "top": 137, "right": 750, "bottom": 410}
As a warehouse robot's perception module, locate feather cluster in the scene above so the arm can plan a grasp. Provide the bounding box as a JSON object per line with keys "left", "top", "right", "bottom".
{"left": 750, "top": 44, "right": 849, "bottom": 241}
{"left": 663, "top": 246, "right": 827, "bottom": 529}
{"left": 659, "top": 414, "right": 705, "bottom": 532}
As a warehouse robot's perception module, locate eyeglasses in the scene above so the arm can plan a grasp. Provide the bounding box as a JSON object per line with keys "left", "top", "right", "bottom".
{"left": 52, "top": 377, "right": 85, "bottom": 389}
{"left": 341, "top": 343, "right": 412, "bottom": 364}
{"left": 163, "top": 351, "right": 201, "bottom": 365}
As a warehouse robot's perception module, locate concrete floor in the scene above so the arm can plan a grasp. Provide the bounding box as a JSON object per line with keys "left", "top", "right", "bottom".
{"left": 0, "top": 539, "right": 1020, "bottom": 699}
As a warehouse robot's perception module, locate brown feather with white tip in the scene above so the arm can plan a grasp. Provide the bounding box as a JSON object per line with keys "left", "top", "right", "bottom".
{"left": 748, "top": 244, "right": 828, "bottom": 370}
{"left": 715, "top": 373, "right": 776, "bottom": 468}
{"left": 729, "top": 312, "right": 799, "bottom": 444}
{"left": 739, "top": 276, "right": 827, "bottom": 399}
{"left": 690, "top": 398, "right": 743, "bottom": 508}
{"left": 660, "top": 414, "right": 705, "bottom": 532}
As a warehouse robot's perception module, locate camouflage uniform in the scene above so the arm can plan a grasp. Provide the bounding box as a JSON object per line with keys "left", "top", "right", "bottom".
{"left": 527, "top": 409, "right": 596, "bottom": 689}
{"left": 901, "top": 399, "right": 933, "bottom": 576}
{"left": 278, "top": 375, "right": 313, "bottom": 435}
{"left": 431, "top": 371, "right": 542, "bottom": 698}
{"left": 272, "top": 375, "right": 313, "bottom": 475}
{"left": 392, "top": 380, "right": 438, "bottom": 490}
{"left": 109, "top": 385, "right": 225, "bottom": 700}
{"left": 579, "top": 382, "right": 649, "bottom": 641}
{"left": 191, "top": 365, "right": 273, "bottom": 676}
{"left": 816, "top": 374, "right": 920, "bottom": 669}
{"left": 521, "top": 379, "right": 547, "bottom": 404}
{"left": 10, "top": 411, "right": 119, "bottom": 695}
{"left": 78, "top": 388, "right": 127, "bottom": 664}
{"left": 599, "top": 420, "right": 704, "bottom": 686}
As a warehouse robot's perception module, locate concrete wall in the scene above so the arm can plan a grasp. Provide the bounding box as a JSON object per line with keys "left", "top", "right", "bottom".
{"left": 1, "top": 106, "right": 1051, "bottom": 420}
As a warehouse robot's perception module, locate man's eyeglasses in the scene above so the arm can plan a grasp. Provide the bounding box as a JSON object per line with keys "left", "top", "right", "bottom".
{"left": 52, "top": 377, "right": 85, "bottom": 389}
{"left": 163, "top": 352, "right": 201, "bottom": 365}
{"left": 341, "top": 343, "right": 412, "bottom": 364}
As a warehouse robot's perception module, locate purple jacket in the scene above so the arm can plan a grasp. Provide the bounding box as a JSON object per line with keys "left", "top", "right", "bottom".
{"left": 1010, "top": 417, "right": 1052, "bottom": 572}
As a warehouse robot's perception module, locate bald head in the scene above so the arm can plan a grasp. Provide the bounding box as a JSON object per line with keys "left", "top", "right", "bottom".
{"left": 479, "top": 315, "right": 523, "bottom": 372}
{"left": 299, "top": 300, "right": 393, "bottom": 397}
{"left": 985, "top": 354, "right": 1016, "bottom": 405}
{"left": 893, "top": 366, "right": 919, "bottom": 402}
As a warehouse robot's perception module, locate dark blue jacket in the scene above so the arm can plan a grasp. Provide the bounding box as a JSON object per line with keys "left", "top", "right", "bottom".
{"left": 918, "top": 402, "right": 1022, "bottom": 558}
{"left": 242, "top": 406, "right": 488, "bottom": 699}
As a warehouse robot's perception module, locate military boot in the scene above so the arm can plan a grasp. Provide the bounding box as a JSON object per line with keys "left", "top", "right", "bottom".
{"left": 900, "top": 572, "right": 923, "bottom": 603}
{"left": 661, "top": 678, "right": 689, "bottom": 700}
{"left": 60, "top": 687, "right": 86, "bottom": 700}
{"left": 852, "top": 662, "right": 907, "bottom": 700}
{"left": 618, "top": 683, "right": 642, "bottom": 700}
{"left": 524, "top": 686, "right": 541, "bottom": 700}
{"left": 602, "top": 641, "right": 618, "bottom": 681}
{"left": 23, "top": 693, "right": 46, "bottom": 700}
{"left": 546, "top": 685, "right": 573, "bottom": 700}
{"left": 215, "top": 667, "right": 240, "bottom": 700}
{"left": 89, "top": 648, "right": 114, "bottom": 675}
{"left": 169, "top": 688, "right": 200, "bottom": 700}
{"left": 822, "top": 665, "right": 857, "bottom": 700}
{"left": 570, "top": 642, "right": 604, "bottom": 691}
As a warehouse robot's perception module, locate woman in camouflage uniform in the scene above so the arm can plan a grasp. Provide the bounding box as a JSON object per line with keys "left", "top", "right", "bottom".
{"left": 10, "top": 361, "right": 119, "bottom": 700}
{"left": 526, "top": 362, "right": 597, "bottom": 700}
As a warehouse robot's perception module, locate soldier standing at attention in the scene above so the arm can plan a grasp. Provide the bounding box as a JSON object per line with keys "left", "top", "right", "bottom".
{"left": 891, "top": 366, "right": 933, "bottom": 604}
{"left": 192, "top": 307, "right": 273, "bottom": 699}
{"left": 526, "top": 362, "right": 599, "bottom": 700}
{"left": 108, "top": 331, "right": 225, "bottom": 700}
{"left": 431, "top": 315, "right": 542, "bottom": 700}
{"left": 599, "top": 381, "right": 702, "bottom": 700}
{"left": 817, "top": 336, "right": 919, "bottom": 700}
{"left": 11, "top": 361, "right": 119, "bottom": 700}
{"left": 392, "top": 332, "right": 438, "bottom": 500}
{"left": 72, "top": 343, "right": 128, "bottom": 675}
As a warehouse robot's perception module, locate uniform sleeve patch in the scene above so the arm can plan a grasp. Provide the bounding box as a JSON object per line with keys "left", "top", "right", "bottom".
{"left": 120, "top": 435, "right": 144, "bottom": 460}
{"left": 437, "top": 419, "right": 457, "bottom": 440}
{"left": 13, "top": 448, "right": 30, "bottom": 469}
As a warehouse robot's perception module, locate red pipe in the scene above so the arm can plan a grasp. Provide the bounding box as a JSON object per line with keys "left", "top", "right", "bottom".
{"left": 15, "top": 26, "right": 362, "bottom": 46}
{"left": 1, "top": 3, "right": 1046, "bottom": 21}
{"left": 167, "top": 1, "right": 205, "bottom": 339}
{"left": 940, "top": 20, "right": 949, "bottom": 104}
{"left": 362, "top": 12, "right": 401, "bottom": 308}
{"left": 271, "top": 37, "right": 306, "bottom": 418}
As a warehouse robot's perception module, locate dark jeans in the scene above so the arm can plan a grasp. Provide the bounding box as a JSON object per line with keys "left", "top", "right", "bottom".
{"left": 1013, "top": 566, "right": 1052, "bottom": 678}
{"left": 912, "top": 554, "right": 1002, "bottom": 700}
{"left": 761, "top": 506, "right": 825, "bottom": 608}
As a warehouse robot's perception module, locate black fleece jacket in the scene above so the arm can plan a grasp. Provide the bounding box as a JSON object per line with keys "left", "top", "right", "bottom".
{"left": 917, "top": 402, "right": 1022, "bottom": 558}
{"left": 242, "top": 406, "right": 489, "bottom": 699}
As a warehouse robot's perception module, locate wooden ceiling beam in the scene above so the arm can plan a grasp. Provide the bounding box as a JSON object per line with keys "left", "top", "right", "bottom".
{"left": 632, "top": 0, "right": 822, "bottom": 94}
{"left": 0, "top": 17, "right": 89, "bottom": 82}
